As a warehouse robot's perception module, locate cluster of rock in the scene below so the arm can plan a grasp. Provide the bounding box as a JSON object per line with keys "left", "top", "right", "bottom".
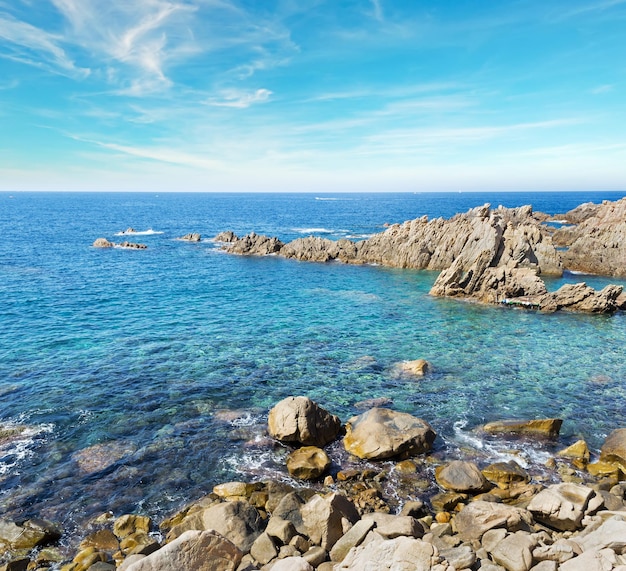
{"left": 179, "top": 233, "right": 201, "bottom": 242}
{"left": 215, "top": 199, "right": 626, "bottom": 314}
{"left": 7, "top": 398, "right": 626, "bottom": 571}
{"left": 552, "top": 198, "right": 626, "bottom": 277}
{"left": 92, "top": 238, "right": 147, "bottom": 250}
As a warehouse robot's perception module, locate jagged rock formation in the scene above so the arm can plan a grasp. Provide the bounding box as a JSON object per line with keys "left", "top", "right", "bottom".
{"left": 217, "top": 201, "right": 626, "bottom": 314}
{"left": 93, "top": 238, "right": 147, "bottom": 249}
{"left": 553, "top": 198, "right": 626, "bottom": 277}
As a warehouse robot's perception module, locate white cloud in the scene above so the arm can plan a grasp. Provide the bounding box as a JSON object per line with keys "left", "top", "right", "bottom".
{"left": 370, "top": 0, "right": 384, "bottom": 22}
{"left": 205, "top": 88, "right": 273, "bottom": 108}
{"left": 591, "top": 84, "right": 614, "bottom": 94}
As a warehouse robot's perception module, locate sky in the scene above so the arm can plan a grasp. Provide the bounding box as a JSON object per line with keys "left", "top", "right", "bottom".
{"left": 0, "top": 0, "right": 625, "bottom": 192}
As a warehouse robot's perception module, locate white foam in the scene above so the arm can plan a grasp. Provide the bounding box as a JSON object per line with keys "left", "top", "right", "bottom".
{"left": 229, "top": 413, "right": 264, "bottom": 428}
{"left": 0, "top": 422, "right": 54, "bottom": 475}
{"left": 293, "top": 227, "right": 338, "bottom": 234}
{"left": 114, "top": 229, "right": 164, "bottom": 236}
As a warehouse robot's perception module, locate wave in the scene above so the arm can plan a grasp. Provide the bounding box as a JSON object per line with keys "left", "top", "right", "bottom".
{"left": 0, "top": 422, "right": 54, "bottom": 476}
{"left": 114, "top": 229, "right": 164, "bottom": 236}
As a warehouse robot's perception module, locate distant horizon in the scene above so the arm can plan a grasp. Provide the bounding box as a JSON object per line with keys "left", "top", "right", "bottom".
{"left": 1, "top": 1, "right": 626, "bottom": 192}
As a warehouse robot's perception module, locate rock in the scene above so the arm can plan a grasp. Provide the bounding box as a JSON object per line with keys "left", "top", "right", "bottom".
{"left": 396, "top": 359, "right": 431, "bottom": 377}
{"left": 213, "top": 482, "right": 260, "bottom": 500}
{"left": 439, "top": 545, "right": 476, "bottom": 569}
{"left": 559, "top": 548, "right": 618, "bottom": 571}
{"left": 301, "top": 546, "right": 327, "bottom": 567}
{"left": 124, "top": 530, "right": 242, "bottom": 571}
{"left": 532, "top": 538, "right": 579, "bottom": 563}
{"left": 435, "top": 460, "right": 490, "bottom": 493}
{"left": 180, "top": 233, "right": 201, "bottom": 242}
{"left": 453, "top": 501, "right": 533, "bottom": 542}
{"left": 267, "top": 557, "right": 313, "bottom": 571}
{"left": 113, "top": 515, "right": 151, "bottom": 539}
{"left": 558, "top": 440, "right": 591, "bottom": 467}
{"left": 527, "top": 483, "right": 597, "bottom": 531}
{"left": 329, "top": 519, "right": 376, "bottom": 562}
{"left": 0, "top": 557, "right": 29, "bottom": 571}
{"left": 265, "top": 518, "right": 297, "bottom": 546}
{"left": 271, "top": 492, "right": 308, "bottom": 536}
{"left": 250, "top": 532, "right": 278, "bottom": 566}
{"left": 119, "top": 532, "right": 160, "bottom": 556}
{"left": 343, "top": 408, "right": 436, "bottom": 460}
{"left": 93, "top": 238, "right": 114, "bottom": 248}
{"left": 222, "top": 232, "right": 284, "bottom": 256}
{"left": 300, "top": 493, "right": 359, "bottom": 551}
{"left": 335, "top": 536, "right": 436, "bottom": 571}
{"left": 600, "top": 428, "right": 626, "bottom": 473}
{"left": 490, "top": 531, "right": 537, "bottom": 571}
{"left": 536, "top": 283, "right": 623, "bottom": 314}
{"left": 201, "top": 501, "right": 264, "bottom": 553}
{"left": 286, "top": 446, "right": 331, "bottom": 480}
{"left": 554, "top": 197, "right": 626, "bottom": 277}
{"left": 0, "top": 518, "right": 60, "bottom": 550}
{"left": 430, "top": 491, "right": 468, "bottom": 513}
{"left": 483, "top": 418, "right": 562, "bottom": 437}
{"left": 361, "top": 513, "right": 424, "bottom": 540}
{"left": 73, "top": 441, "right": 137, "bottom": 474}
{"left": 354, "top": 397, "right": 393, "bottom": 410}
{"left": 573, "top": 515, "right": 626, "bottom": 553}
{"left": 118, "top": 241, "right": 147, "bottom": 249}
{"left": 482, "top": 461, "right": 530, "bottom": 488}
{"left": 80, "top": 529, "right": 120, "bottom": 552}
{"left": 267, "top": 397, "right": 342, "bottom": 447}
{"left": 530, "top": 562, "right": 558, "bottom": 571}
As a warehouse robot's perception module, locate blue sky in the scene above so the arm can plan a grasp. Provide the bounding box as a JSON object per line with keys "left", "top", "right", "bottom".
{"left": 0, "top": 0, "right": 625, "bottom": 192}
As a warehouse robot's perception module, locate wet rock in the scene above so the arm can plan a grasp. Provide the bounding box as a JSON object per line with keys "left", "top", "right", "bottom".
{"left": 396, "top": 359, "right": 431, "bottom": 377}
{"left": 430, "top": 491, "right": 468, "bottom": 513}
{"left": 0, "top": 518, "right": 60, "bottom": 550}
{"left": 482, "top": 460, "right": 530, "bottom": 488}
{"left": 123, "top": 530, "right": 242, "bottom": 571}
{"left": 453, "top": 500, "right": 533, "bottom": 542}
{"left": 558, "top": 440, "right": 591, "bottom": 467}
{"left": 213, "top": 482, "right": 261, "bottom": 501}
{"left": 0, "top": 557, "right": 29, "bottom": 571}
{"left": 527, "top": 483, "right": 597, "bottom": 531}
{"left": 300, "top": 493, "right": 359, "bottom": 551}
{"left": 286, "top": 446, "right": 331, "bottom": 480}
{"left": 435, "top": 460, "right": 491, "bottom": 493}
{"left": 267, "top": 397, "right": 342, "bottom": 447}
{"left": 335, "top": 536, "right": 436, "bottom": 571}
{"left": 343, "top": 408, "right": 436, "bottom": 460}
{"left": 113, "top": 515, "right": 151, "bottom": 540}
{"left": 73, "top": 441, "right": 137, "bottom": 475}
{"left": 600, "top": 428, "right": 626, "bottom": 474}
{"left": 80, "top": 529, "right": 120, "bottom": 552}
{"left": 483, "top": 418, "right": 562, "bottom": 437}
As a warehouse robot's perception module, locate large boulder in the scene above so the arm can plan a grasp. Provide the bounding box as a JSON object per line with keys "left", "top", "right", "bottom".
{"left": 124, "top": 530, "right": 242, "bottom": 571}
{"left": 453, "top": 501, "right": 533, "bottom": 542}
{"left": 200, "top": 501, "right": 264, "bottom": 553}
{"left": 599, "top": 428, "right": 626, "bottom": 473}
{"left": 490, "top": 531, "right": 537, "bottom": 571}
{"left": 286, "top": 446, "right": 331, "bottom": 480}
{"left": 483, "top": 418, "right": 562, "bottom": 437}
{"left": 573, "top": 515, "right": 626, "bottom": 554}
{"left": 335, "top": 536, "right": 437, "bottom": 571}
{"left": 300, "top": 493, "right": 359, "bottom": 551}
{"left": 435, "top": 460, "right": 490, "bottom": 493}
{"left": 268, "top": 397, "right": 342, "bottom": 447}
{"left": 482, "top": 460, "right": 529, "bottom": 488}
{"left": 527, "top": 483, "right": 598, "bottom": 531}
{"left": 343, "top": 408, "right": 436, "bottom": 460}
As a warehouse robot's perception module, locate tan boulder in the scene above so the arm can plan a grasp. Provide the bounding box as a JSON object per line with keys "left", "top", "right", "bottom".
{"left": 335, "top": 536, "right": 436, "bottom": 571}
{"left": 268, "top": 397, "right": 342, "bottom": 447}
{"left": 124, "top": 530, "right": 242, "bottom": 571}
{"left": 300, "top": 493, "right": 359, "bottom": 551}
{"left": 213, "top": 482, "right": 260, "bottom": 500}
{"left": 397, "top": 359, "right": 431, "bottom": 377}
{"left": 435, "top": 460, "right": 490, "bottom": 493}
{"left": 490, "top": 531, "right": 537, "bottom": 571}
{"left": 201, "top": 501, "right": 264, "bottom": 553}
{"left": 527, "top": 483, "right": 597, "bottom": 531}
{"left": 600, "top": 428, "right": 626, "bottom": 473}
{"left": 93, "top": 238, "right": 114, "bottom": 248}
{"left": 557, "top": 440, "right": 590, "bottom": 469}
{"left": 483, "top": 418, "right": 562, "bottom": 437}
{"left": 113, "top": 515, "right": 151, "bottom": 540}
{"left": 286, "top": 446, "right": 331, "bottom": 480}
{"left": 343, "top": 408, "right": 436, "bottom": 460}
{"left": 453, "top": 500, "right": 533, "bottom": 542}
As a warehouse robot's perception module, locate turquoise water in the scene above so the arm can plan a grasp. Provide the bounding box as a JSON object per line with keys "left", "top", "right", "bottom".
{"left": 1, "top": 191, "right": 626, "bottom": 535}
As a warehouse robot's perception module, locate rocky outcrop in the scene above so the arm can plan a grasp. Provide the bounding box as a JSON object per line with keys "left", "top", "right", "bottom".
{"left": 92, "top": 238, "right": 147, "bottom": 249}
{"left": 553, "top": 198, "right": 626, "bottom": 276}
{"left": 179, "top": 233, "right": 201, "bottom": 242}
{"left": 343, "top": 408, "right": 436, "bottom": 460}
{"left": 268, "top": 397, "right": 342, "bottom": 447}
{"left": 216, "top": 200, "right": 626, "bottom": 314}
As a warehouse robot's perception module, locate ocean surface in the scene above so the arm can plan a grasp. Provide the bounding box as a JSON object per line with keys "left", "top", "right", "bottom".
{"left": 2, "top": 190, "right": 626, "bottom": 544}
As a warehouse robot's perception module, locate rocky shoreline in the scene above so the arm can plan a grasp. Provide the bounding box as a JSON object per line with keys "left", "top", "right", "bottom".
{"left": 3, "top": 396, "right": 626, "bottom": 571}
{"left": 215, "top": 198, "right": 626, "bottom": 314}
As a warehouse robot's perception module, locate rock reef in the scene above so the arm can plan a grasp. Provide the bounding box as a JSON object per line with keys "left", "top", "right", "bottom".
{"left": 217, "top": 199, "right": 626, "bottom": 314}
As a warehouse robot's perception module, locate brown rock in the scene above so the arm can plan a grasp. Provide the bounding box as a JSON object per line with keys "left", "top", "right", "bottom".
{"left": 286, "top": 446, "right": 331, "bottom": 480}
{"left": 600, "top": 427, "right": 626, "bottom": 473}
{"left": 435, "top": 460, "right": 490, "bottom": 493}
{"left": 397, "top": 359, "right": 431, "bottom": 377}
{"left": 343, "top": 408, "right": 436, "bottom": 460}
{"left": 482, "top": 460, "right": 530, "bottom": 488}
{"left": 557, "top": 440, "right": 590, "bottom": 467}
{"left": 113, "top": 515, "right": 151, "bottom": 540}
{"left": 300, "top": 493, "right": 359, "bottom": 551}
{"left": 454, "top": 500, "right": 533, "bottom": 542}
{"left": 483, "top": 418, "right": 562, "bottom": 437}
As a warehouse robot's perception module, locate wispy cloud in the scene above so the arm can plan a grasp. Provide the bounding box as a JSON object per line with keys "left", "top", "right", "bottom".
{"left": 205, "top": 88, "right": 273, "bottom": 108}
{"left": 370, "top": 0, "right": 384, "bottom": 22}
{"left": 591, "top": 84, "right": 614, "bottom": 94}
{"left": 0, "top": 13, "right": 89, "bottom": 77}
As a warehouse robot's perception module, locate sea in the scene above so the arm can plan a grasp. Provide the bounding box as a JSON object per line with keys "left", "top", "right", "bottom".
{"left": 1, "top": 190, "right": 626, "bottom": 545}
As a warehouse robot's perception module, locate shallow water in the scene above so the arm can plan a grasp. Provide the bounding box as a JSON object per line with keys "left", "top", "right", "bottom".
{"left": 1, "top": 190, "right": 625, "bottom": 537}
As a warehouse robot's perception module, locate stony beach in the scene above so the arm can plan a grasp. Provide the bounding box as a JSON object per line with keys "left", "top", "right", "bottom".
{"left": 3, "top": 395, "right": 626, "bottom": 571}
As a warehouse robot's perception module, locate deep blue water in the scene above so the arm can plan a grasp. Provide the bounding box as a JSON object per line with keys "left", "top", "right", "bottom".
{"left": 1, "top": 190, "right": 626, "bottom": 538}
